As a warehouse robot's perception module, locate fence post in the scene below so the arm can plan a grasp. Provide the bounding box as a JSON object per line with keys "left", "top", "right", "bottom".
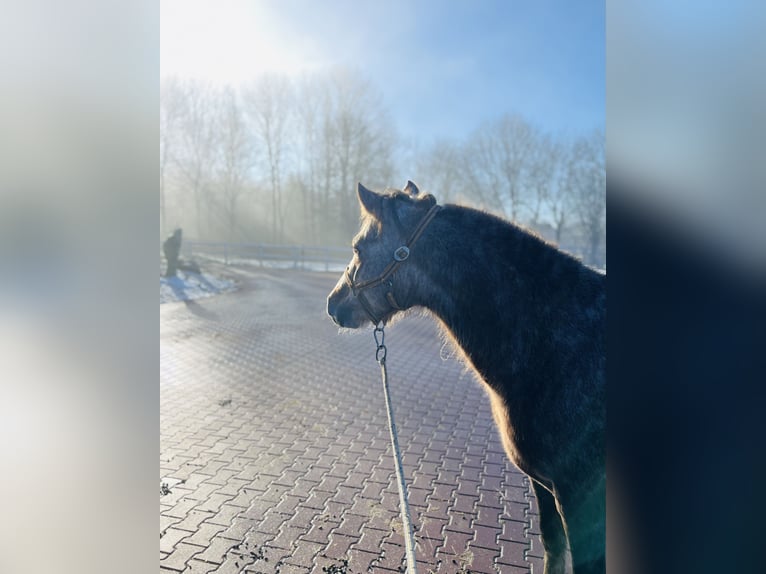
{"left": 224, "top": 243, "right": 229, "bottom": 265}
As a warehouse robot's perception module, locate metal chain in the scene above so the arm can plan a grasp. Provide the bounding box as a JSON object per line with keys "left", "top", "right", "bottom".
{"left": 373, "top": 323, "right": 387, "bottom": 363}
{"left": 373, "top": 323, "right": 418, "bottom": 573}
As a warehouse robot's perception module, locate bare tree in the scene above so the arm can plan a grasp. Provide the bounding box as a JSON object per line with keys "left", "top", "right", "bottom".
{"left": 463, "top": 114, "right": 537, "bottom": 221}
{"left": 243, "top": 75, "right": 293, "bottom": 243}
{"left": 293, "top": 74, "right": 326, "bottom": 244}
{"left": 416, "top": 140, "right": 468, "bottom": 203}
{"left": 291, "top": 70, "right": 395, "bottom": 244}
{"left": 172, "top": 79, "right": 220, "bottom": 238}
{"left": 160, "top": 78, "right": 182, "bottom": 238}
{"left": 525, "top": 133, "right": 560, "bottom": 227}
{"left": 570, "top": 130, "right": 606, "bottom": 266}
{"left": 214, "top": 87, "right": 254, "bottom": 241}
{"left": 546, "top": 138, "right": 575, "bottom": 245}
{"left": 328, "top": 69, "right": 395, "bottom": 235}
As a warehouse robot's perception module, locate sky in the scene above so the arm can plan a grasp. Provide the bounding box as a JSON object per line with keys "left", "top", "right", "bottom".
{"left": 161, "top": 0, "right": 604, "bottom": 144}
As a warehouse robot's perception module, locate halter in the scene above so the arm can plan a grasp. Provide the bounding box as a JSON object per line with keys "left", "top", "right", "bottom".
{"left": 344, "top": 203, "right": 441, "bottom": 325}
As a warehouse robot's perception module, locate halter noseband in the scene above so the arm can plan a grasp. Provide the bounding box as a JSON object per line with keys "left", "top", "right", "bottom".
{"left": 344, "top": 203, "right": 441, "bottom": 325}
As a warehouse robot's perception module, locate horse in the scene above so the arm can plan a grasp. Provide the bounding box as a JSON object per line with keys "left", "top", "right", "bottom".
{"left": 326, "top": 181, "right": 605, "bottom": 574}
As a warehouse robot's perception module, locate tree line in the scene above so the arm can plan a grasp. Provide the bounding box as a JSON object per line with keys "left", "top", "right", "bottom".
{"left": 161, "top": 69, "right": 604, "bottom": 266}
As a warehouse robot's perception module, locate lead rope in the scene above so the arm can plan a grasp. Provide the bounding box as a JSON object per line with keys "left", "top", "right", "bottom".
{"left": 373, "top": 323, "right": 418, "bottom": 574}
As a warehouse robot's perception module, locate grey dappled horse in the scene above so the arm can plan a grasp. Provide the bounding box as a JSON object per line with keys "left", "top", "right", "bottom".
{"left": 327, "top": 182, "right": 605, "bottom": 574}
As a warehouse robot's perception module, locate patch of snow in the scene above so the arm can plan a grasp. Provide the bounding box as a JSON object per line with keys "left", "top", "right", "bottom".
{"left": 160, "top": 270, "right": 237, "bottom": 304}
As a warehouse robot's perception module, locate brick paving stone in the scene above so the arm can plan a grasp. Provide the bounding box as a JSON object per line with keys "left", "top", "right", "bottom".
{"left": 268, "top": 524, "right": 304, "bottom": 551}
{"left": 503, "top": 501, "right": 529, "bottom": 523}
{"left": 499, "top": 517, "right": 528, "bottom": 544}
{"left": 502, "top": 485, "right": 530, "bottom": 504}
{"left": 272, "top": 494, "right": 303, "bottom": 516}
{"left": 184, "top": 523, "right": 228, "bottom": 547}
{"left": 445, "top": 511, "right": 474, "bottom": 535}
{"left": 207, "top": 504, "right": 244, "bottom": 527}
{"left": 196, "top": 493, "right": 236, "bottom": 513}
{"left": 315, "top": 474, "right": 344, "bottom": 493}
{"left": 472, "top": 523, "right": 502, "bottom": 551}
{"left": 165, "top": 497, "right": 200, "bottom": 520}
{"left": 373, "top": 540, "right": 407, "bottom": 571}
{"left": 352, "top": 528, "right": 390, "bottom": 556}
{"left": 329, "top": 484, "right": 361, "bottom": 506}
{"left": 174, "top": 510, "right": 216, "bottom": 533}
{"left": 324, "top": 532, "right": 359, "bottom": 560}
{"left": 467, "top": 545, "right": 502, "bottom": 573}
{"left": 287, "top": 478, "right": 319, "bottom": 499}
{"left": 417, "top": 515, "right": 448, "bottom": 544}
{"left": 210, "top": 553, "right": 255, "bottom": 573}
{"left": 525, "top": 529, "right": 546, "bottom": 560}
{"left": 430, "top": 482, "right": 454, "bottom": 502}
{"left": 456, "top": 479, "right": 481, "bottom": 497}
{"left": 186, "top": 482, "right": 220, "bottom": 501}
{"left": 410, "top": 471, "right": 437, "bottom": 490}
{"left": 358, "top": 479, "right": 386, "bottom": 500}
{"left": 160, "top": 542, "right": 204, "bottom": 572}
{"left": 407, "top": 485, "right": 431, "bottom": 507}
{"left": 302, "top": 521, "right": 335, "bottom": 545}
{"left": 207, "top": 469, "right": 242, "bottom": 486}
{"left": 254, "top": 511, "right": 289, "bottom": 537}
{"left": 333, "top": 512, "right": 370, "bottom": 538}
{"left": 226, "top": 487, "right": 263, "bottom": 508}
{"left": 451, "top": 494, "right": 479, "bottom": 514}
{"left": 161, "top": 528, "right": 193, "bottom": 554}
{"left": 194, "top": 536, "right": 240, "bottom": 565}
{"left": 346, "top": 547, "right": 378, "bottom": 573}
{"left": 271, "top": 563, "right": 310, "bottom": 574}
{"left": 282, "top": 539, "right": 324, "bottom": 568}
{"left": 477, "top": 488, "right": 502, "bottom": 509}
{"left": 161, "top": 514, "right": 183, "bottom": 535}
{"left": 504, "top": 470, "right": 529, "bottom": 488}
{"left": 440, "top": 529, "right": 473, "bottom": 557}
{"left": 161, "top": 487, "right": 195, "bottom": 508}
{"left": 497, "top": 539, "right": 532, "bottom": 568}
{"left": 183, "top": 559, "right": 219, "bottom": 573}
{"left": 474, "top": 504, "right": 503, "bottom": 528}
{"left": 488, "top": 563, "right": 529, "bottom": 574}
{"left": 480, "top": 474, "right": 503, "bottom": 493}
{"left": 212, "top": 479, "right": 250, "bottom": 497}
{"left": 300, "top": 490, "right": 332, "bottom": 511}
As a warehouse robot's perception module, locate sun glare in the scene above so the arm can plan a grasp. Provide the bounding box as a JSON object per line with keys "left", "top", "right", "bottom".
{"left": 161, "top": 0, "right": 321, "bottom": 85}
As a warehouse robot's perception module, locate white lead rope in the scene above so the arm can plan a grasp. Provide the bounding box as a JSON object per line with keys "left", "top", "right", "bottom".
{"left": 374, "top": 325, "right": 418, "bottom": 573}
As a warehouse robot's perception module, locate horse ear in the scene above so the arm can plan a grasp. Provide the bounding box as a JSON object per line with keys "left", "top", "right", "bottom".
{"left": 403, "top": 180, "right": 420, "bottom": 197}
{"left": 357, "top": 182, "right": 383, "bottom": 218}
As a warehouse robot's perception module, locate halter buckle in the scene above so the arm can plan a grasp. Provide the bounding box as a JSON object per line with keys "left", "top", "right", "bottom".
{"left": 393, "top": 246, "right": 410, "bottom": 262}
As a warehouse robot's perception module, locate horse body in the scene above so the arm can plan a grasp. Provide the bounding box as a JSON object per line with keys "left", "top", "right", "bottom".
{"left": 327, "top": 182, "right": 605, "bottom": 574}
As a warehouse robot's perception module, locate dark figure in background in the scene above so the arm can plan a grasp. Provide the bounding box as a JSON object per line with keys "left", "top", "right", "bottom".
{"left": 163, "top": 228, "right": 183, "bottom": 277}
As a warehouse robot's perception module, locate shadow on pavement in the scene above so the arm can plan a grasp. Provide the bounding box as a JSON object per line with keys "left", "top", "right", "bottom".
{"left": 183, "top": 299, "right": 220, "bottom": 321}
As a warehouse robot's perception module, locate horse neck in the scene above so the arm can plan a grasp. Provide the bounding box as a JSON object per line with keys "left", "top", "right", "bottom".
{"left": 411, "top": 206, "right": 538, "bottom": 385}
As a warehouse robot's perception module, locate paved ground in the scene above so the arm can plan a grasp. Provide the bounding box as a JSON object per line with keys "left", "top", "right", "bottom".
{"left": 161, "top": 264, "right": 545, "bottom": 574}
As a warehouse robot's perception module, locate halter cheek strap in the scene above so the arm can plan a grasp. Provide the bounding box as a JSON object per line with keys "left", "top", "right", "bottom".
{"left": 345, "top": 203, "right": 441, "bottom": 325}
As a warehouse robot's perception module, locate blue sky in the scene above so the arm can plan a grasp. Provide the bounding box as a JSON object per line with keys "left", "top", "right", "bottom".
{"left": 162, "top": 0, "right": 604, "bottom": 143}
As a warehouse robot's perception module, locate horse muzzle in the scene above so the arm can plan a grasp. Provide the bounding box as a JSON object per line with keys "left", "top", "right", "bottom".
{"left": 327, "top": 283, "right": 362, "bottom": 328}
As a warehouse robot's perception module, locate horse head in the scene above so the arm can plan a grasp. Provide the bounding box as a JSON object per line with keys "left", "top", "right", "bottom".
{"left": 326, "top": 181, "right": 438, "bottom": 328}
